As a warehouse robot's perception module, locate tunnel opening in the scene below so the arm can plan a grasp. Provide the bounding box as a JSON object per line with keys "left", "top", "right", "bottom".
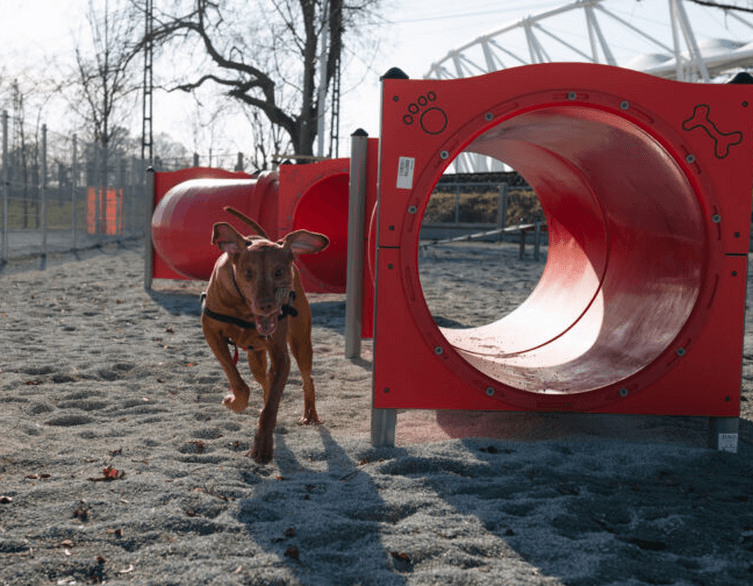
{"left": 291, "top": 172, "right": 350, "bottom": 290}
{"left": 418, "top": 105, "right": 706, "bottom": 395}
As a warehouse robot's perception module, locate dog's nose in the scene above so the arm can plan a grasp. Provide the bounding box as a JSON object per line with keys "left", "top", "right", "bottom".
{"left": 256, "top": 298, "right": 276, "bottom": 315}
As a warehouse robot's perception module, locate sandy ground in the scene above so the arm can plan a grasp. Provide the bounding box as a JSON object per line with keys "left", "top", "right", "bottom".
{"left": 1, "top": 240, "right": 752, "bottom": 585}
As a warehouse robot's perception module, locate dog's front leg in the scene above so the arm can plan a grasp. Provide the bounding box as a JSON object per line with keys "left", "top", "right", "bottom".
{"left": 202, "top": 325, "right": 250, "bottom": 413}
{"left": 251, "top": 345, "right": 290, "bottom": 464}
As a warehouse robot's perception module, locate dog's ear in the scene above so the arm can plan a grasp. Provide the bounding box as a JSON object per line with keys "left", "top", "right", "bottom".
{"left": 211, "top": 222, "right": 247, "bottom": 255}
{"left": 281, "top": 230, "right": 329, "bottom": 255}
{"left": 223, "top": 207, "right": 269, "bottom": 239}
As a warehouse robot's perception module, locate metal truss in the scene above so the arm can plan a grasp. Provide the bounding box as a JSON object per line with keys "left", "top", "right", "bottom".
{"left": 424, "top": 0, "right": 753, "bottom": 173}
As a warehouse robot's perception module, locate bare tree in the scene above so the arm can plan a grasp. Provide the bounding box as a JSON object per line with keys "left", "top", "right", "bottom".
{"left": 687, "top": 0, "right": 753, "bottom": 13}
{"left": 146, "top": 0, "right": 383, "bottom": 163}
{"left": 69, "top": 0, "right": 143, "bottom": 151}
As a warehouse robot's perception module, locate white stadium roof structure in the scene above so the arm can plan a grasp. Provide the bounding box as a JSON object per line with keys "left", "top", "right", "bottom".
{"left": 424, "top": 0, "right": 753, "bottom": 173}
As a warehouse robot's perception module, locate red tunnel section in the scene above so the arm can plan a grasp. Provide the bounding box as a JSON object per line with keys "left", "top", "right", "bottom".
{"left": 374, "top": 64, "right": 753, "bottom": 416}
{"left": 150, "top": 160, "right": 352, "bottom": 293}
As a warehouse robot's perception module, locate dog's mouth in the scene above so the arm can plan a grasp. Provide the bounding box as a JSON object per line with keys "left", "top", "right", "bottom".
{"left": 254, "top": 310, "right": 281, "bottom": 337}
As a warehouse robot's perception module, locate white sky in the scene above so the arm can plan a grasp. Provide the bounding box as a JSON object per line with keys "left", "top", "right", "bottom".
{"left": 4, "top": 0, "right": 753, "bottom": 161}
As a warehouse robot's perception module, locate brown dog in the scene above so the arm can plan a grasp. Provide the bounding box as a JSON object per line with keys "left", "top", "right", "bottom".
{"left": 201, "top": 207, "right": 329, "bottom": 464}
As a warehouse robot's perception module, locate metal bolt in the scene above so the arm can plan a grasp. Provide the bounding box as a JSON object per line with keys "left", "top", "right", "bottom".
{"left": 568, "top": 91, "right": 577, "bottom": 100}
{"left": 439, "top": 150, "right": 450, "bottom": 160}
{"left": 408, "top": 205, "right": 418, "bottom": 214}
{"left": 620, "top": 101, "right": 629, "bottom": 110}
{"left": 485, "top": 112, "right": 494, "bottom": 121}
{"left": 485, "top": 387, "right": 495, "bottom": 397}
{"left": 712, "top": 214, "right": 721, "bottom": 223}
{"left": 676, "top": 347, "right": 686, "bottom": 357}
{"left": 434, "top": 346, "right": 443, "bottom": 355}
{"left": 384, "top": 387, "right": 390, "bottom": 393}
{"left": 686, "top": 154, "right": 696, "bottom": 164}
{"left": 619, "top": 388, "right": 629, "bottom": 398}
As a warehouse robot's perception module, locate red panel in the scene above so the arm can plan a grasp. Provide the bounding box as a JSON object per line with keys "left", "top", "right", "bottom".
{"left": 374, "top": 63, "right": 753, "bottom": 417}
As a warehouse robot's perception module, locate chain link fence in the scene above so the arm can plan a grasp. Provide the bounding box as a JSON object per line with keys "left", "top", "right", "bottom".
{"left": 1, "top": 111, "right": 151, "bottom": 263}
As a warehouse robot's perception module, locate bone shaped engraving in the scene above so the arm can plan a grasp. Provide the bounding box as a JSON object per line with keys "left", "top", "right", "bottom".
{"left": 682, "top": 104, "right": 743, "bottom": 159}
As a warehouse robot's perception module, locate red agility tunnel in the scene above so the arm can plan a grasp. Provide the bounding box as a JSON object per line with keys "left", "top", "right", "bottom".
{"left": 149, "top": 160, "right": 353, "bottom": 293}
{"left": 151, "top": 168, "right": 274, "bottom": 281}
{"left": 373, "top": 63, "right": 753, "bottom": 420}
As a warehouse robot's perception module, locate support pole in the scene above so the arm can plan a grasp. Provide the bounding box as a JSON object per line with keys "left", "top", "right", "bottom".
{"left": 371, "top": 408, "right": 397, "bottom": 448}
{"left": 709, "top": 417, "right": 738, "bottom": 453}
{"left": 345, "top": 129, "right": 369, "bottom": 359}
{"left": 143, "top": 167, "right": 156, "bottom": 289}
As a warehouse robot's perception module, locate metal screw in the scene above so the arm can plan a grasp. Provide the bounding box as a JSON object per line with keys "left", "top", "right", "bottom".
{"left": 408, "top": 205, "right": 418, "bottom": 214}
{"left": 485, "top": 387, "right": 495, "bottom": 397}
{"left": 387, "top": 263, "right": 394, "bottom": 269}
{"left": 568, "top": 91, "right": 577, "bottom": 100}
{"left": 676, "top": 347, "right": 686, "bottom": 357}
{"left": 712, "top": 214, "right": 721, "bottom": 223}
{"left": 439, "top": 150, "right": 450, "bottom": 160}
{"left": 620, "top": 101, "right": 629, "bottom": 110}
{"left": 434, "top": 346, "right": 443, "bottom": 355}
{"left": 619, "top": 388, "right": 629, "bottom": 398}
{"left": 384, "top": 387, "right": 390, "bottom": 393}
{"left": 686, "top": 154, "right": 696, "bottom": 164}
{"left": 485, "top": 112, "right": 494, "bottom": 121}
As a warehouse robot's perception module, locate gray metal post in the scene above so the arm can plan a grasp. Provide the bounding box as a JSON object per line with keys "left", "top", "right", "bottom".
{"left": 144, "top": 167, "right": 156, "bottom": 289}
{"left": 496, "top": 183, "right": 508, "bottom": 243}
{"left": 519, "top": 227, "right": 526, "bottom": 259}
{"left": 534, "top": 221, "right": 542, "bottom": 261}
{"left": 345, "top": 129, "right": 369, "bottom": 359}
{"left": 709, "top": 417, "right": 738, "bottom": 453}
{"left": 2, "top": 111, "right": 8, "bottom": 262}
{"left": 41, "top": 124, "right": 47, "bottom": 256}
{"left": 371, "top": 408, "right": 397, "bottom": 448}
{"left": 71, "top": 135, "right": 78, "bottom": 249}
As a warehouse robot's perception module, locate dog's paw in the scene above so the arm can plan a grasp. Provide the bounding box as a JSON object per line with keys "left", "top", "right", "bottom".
{"left": 299, "top": 412, "right": 322, "bottom": 426}
{"left": 223, "top": 389, "right": 249, "bottom": 413}
{"left": 251, "top": 433, "right": 274, "bottom": 464}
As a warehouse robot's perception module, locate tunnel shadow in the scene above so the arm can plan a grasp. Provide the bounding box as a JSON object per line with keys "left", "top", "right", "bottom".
{"left": 429, "top": 434, "right": 753, "bottom": 585}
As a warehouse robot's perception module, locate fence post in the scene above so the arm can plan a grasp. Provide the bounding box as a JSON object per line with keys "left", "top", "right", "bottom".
{"left": 454, "top": 183, "right": 460, "bottom": 224}
{"left": 119, "top": 157, "right": 127, "bottom": 237}
{"left": 72, "top": 135, "right": 78, "bottom": 250}
{"left": 2, "top": 111, "right": 8, "bottom": 262}
{"left": 534, "top": 220, "right": 542, "bottom": 261}
{"left": 497, "top": 183, "right": 508, "bottom": 242}
{"left": 41, "top": 124, "right": 47, "bottom": 256}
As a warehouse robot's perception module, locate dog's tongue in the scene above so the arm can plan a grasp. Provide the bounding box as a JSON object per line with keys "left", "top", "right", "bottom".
{"left": 256, "top": 313, "right": 277, "bottom": 336}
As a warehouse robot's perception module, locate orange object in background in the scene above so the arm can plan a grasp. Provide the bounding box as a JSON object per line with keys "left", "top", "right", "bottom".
{"left": 86, "top": 187, "right": 124, "bottom": 235}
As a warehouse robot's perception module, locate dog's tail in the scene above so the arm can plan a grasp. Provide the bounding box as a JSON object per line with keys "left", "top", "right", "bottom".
{"left": 224, "top": 207, "right": 270, "bottom": 239}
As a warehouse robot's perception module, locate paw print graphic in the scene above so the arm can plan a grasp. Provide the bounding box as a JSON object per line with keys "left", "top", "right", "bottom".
{"left": 402, "top": 91, "right": 448, "bottom": 135}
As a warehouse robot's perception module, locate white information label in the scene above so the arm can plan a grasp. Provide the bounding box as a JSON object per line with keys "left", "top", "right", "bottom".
{"left": 396, "top": 156, "right": 415, "bottom": 189}
{"left": 718, "top": 433, "right": 738, "bottom": 453}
